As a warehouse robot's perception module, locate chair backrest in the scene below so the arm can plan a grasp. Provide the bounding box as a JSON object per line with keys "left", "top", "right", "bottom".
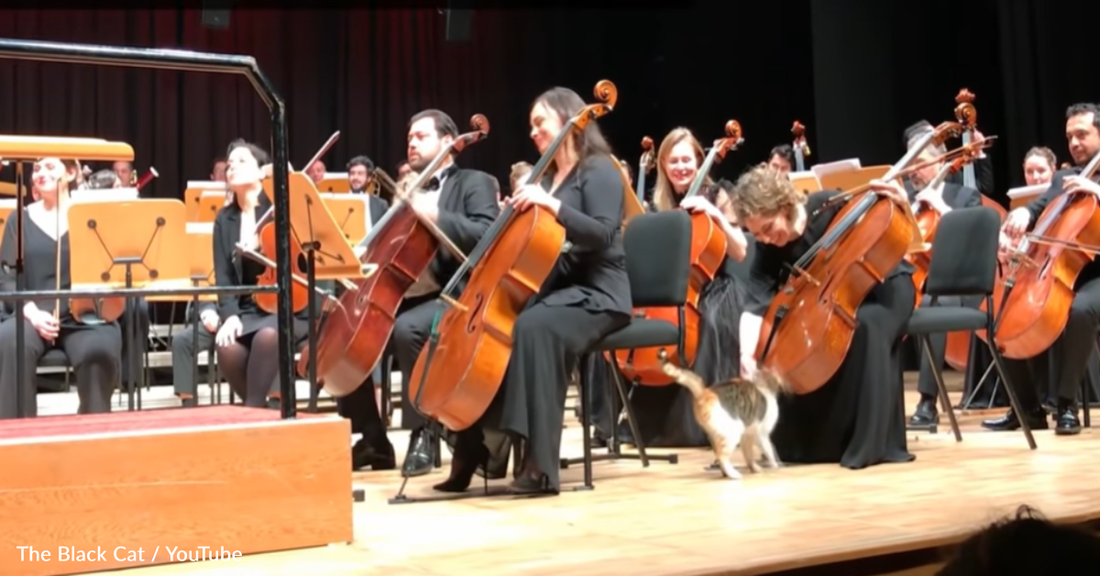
{"left": 925, "top": 206, "right": 1000, "bottom": 296}
{"left": 623, "top": 210, "right": 692, "bottom": 307}
{"left": 722, "top": 232, "right": 756, "bottom": 284}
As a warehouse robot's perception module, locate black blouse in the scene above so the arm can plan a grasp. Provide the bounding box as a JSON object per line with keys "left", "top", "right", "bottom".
{"left": 212, "top": 193, "right": 272, "bottom": 319}
{"left": 0, "top": 209, "right": 73, "bottom": 323}
{"left": 537, "top": 155, "right": 632, "bottom": 316}
{"left": 743, "top": 190, "right": 913, "bottom": 316}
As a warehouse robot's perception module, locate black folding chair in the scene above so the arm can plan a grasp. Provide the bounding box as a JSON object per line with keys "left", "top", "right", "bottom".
{"left": 563, "top": 210, "right": 689, "bottom": 490}
{"left": 904, "top": 206, "right": 1037, "bottom": 449}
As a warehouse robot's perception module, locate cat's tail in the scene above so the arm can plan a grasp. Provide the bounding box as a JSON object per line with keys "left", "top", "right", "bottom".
{"left": 657, "top": 351, "right": 707, "bottom": 398}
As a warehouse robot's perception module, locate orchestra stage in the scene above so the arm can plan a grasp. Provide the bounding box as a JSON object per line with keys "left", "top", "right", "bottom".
{"left": 12, "top": 374, "right": 1100, "bottom": 576}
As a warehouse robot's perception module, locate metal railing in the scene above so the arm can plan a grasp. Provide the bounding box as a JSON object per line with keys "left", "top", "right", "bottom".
{"left": 0, "top": 37, "right": 298, "bottom": 419}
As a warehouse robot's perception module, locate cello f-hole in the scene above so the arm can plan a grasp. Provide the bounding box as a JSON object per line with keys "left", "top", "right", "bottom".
{"left": 465, "top": 294, "right": 484, "bottom": 334}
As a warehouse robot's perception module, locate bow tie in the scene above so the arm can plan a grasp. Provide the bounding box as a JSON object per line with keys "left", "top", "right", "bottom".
{"left": 425, "top": 166, "right": 457, "bottom": 191}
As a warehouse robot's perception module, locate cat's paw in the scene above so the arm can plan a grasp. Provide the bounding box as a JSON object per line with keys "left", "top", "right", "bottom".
{"left": 719, "top": 462, "right": 742, "bottom": 480}
{"left": 758, "top": 456, "right": 781, "bottom": 468}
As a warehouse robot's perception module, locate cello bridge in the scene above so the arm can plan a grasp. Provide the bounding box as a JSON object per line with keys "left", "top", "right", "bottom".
{"left": 790, "top": 264, "right": 821, "bottom": 287}
{"left": 439, "top": 294, "right": 469, "bottom": 313}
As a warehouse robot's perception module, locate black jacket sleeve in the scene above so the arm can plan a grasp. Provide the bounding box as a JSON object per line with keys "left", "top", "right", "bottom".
{"left": 555, "top": 156, "right": 622, "bottom": 252}
{"left": 436, "top": 171, "right": 500, "bottom": 254}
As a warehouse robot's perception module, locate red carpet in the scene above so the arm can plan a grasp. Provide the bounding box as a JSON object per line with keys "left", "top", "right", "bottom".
{"left": 0, "top": 406, "right": 325, "bottom": 440}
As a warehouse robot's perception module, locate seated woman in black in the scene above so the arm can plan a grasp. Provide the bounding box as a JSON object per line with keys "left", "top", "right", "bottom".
{"left": 212, "top": 139, "right": 311, "bottom": 407}
{"left": 587, "top": 127, "right": 750, "bottom": 448}
{"left": 732, "top": 164, "right": 916, "bottom": 469}
{"left": 0, "top": 157, "right": 122, "bottom": 418}
{"left": 435, "top": 86, "right": 633, "bottom": 496}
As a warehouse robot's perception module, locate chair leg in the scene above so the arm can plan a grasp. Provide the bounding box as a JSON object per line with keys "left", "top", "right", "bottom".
{"left": 919, "top": 336, "right": 962, "bottom": 442}
{"left": 567, "top": 367, "right": 595, "bottom": 491}
{"left": 985, "top": 341, "right": 1038, "bottom": 450}
{"left": 560, "top": 355, "right": 678, "bottom": 472}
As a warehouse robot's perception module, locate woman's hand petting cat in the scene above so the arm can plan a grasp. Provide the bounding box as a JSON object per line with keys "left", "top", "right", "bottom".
{"left": 740, "top": 353, "right": 757, "bottom": 379}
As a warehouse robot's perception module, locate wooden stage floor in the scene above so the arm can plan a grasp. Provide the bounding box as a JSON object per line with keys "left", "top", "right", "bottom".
{"left": 89, "top": 372, "right": 1100, "bottom": 576}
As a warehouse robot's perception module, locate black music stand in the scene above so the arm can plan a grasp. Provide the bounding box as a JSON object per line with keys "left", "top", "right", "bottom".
{"left": 67, "top": 199, "right": 189, "bottom": 410}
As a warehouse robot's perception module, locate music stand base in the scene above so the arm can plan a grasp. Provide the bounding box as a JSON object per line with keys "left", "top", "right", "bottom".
{"left": 387, "top": 476, "right": 518, "bottom": 505}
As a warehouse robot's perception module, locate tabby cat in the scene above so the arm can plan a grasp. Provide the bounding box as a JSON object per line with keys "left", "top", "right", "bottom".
{"left": 658, "top": 351, "right": 786, "bottom": 479}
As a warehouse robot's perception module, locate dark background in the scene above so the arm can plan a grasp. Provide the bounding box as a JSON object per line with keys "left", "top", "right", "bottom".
{"left": 0, "top": 2, "right": 1097, "bottom": 204}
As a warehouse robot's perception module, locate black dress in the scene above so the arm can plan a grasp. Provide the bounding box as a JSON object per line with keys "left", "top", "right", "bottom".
{"left": 585, "top": 194, "right": 748, "bottom": 448}
{"left": 743, "top": 190, "right": 916, "bottom": 469}
{"left": 0, "top": 209, "right": 122, "bottom": 418}
{"left": 454, "top": 155, "right": 632, "bottom": 492}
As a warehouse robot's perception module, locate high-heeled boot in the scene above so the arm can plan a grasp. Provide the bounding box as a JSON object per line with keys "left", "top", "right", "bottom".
{"left": 433, "top": 441, "right": 490, "bottom": 493}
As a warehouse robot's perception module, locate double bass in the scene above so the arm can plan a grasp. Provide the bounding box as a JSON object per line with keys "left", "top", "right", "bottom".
{"left": 979, "top": 149, "right": 1100, "bottom": 359}
{"left": 755, "top": 123, "right": 970, "bottom": 394}
{"left": 791, "top": 121, "right": 811, "bottom": 172}
{"left": 407, "top": 80, "right": 616, "bottom": 431}
{"left": 303, "top": 116, "right": 487, "bottom": 396}
{"left": 611, "top": 121, "right": 744, "bottom": 385}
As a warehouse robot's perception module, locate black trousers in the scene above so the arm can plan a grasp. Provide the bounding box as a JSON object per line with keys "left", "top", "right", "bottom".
{"left": 172, "top": 323, "right": 215, "bottom": 398}
{"left": 120, "top": 298, "right": 151, "bottom": 385}
{"left": 916, "top": 294, "right": 981, "bottom": 397}
{"left": 1001, "top": 276, "right": 1100, "bottom": 407}
{"left": 336, "top": 293, "right": 440, "bottom": 446}
{"left": 455, "top": 300, "right": 629, "bottom": 491}
{"left": 0, "top": 318, "right": 121, "bottom": 419}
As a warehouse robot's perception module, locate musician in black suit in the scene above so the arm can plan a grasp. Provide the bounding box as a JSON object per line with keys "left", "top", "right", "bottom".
{"left": 336, "top": 109, "right": 499, "bottom": 474}
{"left": 904, "top": 141, "right": 983, "bottom": 427}
{"left": 903, "top": 120, "right": 995, "bottom": 197}
{"left": 991, "top": 103, "right": 1100, "bottom": 436}
{"left": 346, "top": 155, "right": 390, "bottom": 228}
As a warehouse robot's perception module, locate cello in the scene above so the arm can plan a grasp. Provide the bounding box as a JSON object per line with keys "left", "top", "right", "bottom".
{"left": 978, "top": 149, "right": 1100, "bottom": 359}
{"left": 407, "top": 80, "right": 616, "bottom": 431}
{"left": 611, "top": 121, "right": 744, "bottom": 385}
{"left": 303, "top": 116, "right": 487, "bottom": 396}
{"left": 755, "top": 123, "right": 971, "bottom": 394}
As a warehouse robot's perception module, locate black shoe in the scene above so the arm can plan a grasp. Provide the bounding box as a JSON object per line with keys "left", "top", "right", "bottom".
{"left": 352, "top": 438, "right": 396, "bottom": 471}
{"left": 908, "top": 398, "right": 939, "bottom": 427}
{"left": 1055, "top": 405, "right": 1082, "bottom": 436}
{"left": 433, "top": 443, "right": 490, "bottom": 493}
{"left": 981, "top": 408, "right": 1048, "bottom": 431}
{"left": 401, "top": 428, "right": 435, "bottom": 477}
{"left": 509, "top": 472, "right": 558, "bottom": 496}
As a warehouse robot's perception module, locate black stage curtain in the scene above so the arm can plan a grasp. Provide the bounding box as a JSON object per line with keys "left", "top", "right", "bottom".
{"left": 0, "top": 7, "right": 815, "bottom": 197}
{"left": 812, "top": 0, "right": 1100, "bottom": 204}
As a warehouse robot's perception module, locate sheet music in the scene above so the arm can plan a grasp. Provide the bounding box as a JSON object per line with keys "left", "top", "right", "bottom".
{"left": 810, "top": 159, "right": 862, "bottom": 178}
{"left": 186, "top": 180, "right": 226, "bottom": 190}
{"left": 1006, "top": 183, "right": 1048, "bottom": 199}
{"left": 71, "top": 188, "right": 140, "bottom": 202}
{"left": 787, "top": 170, "right": 818, "bottom": 182}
